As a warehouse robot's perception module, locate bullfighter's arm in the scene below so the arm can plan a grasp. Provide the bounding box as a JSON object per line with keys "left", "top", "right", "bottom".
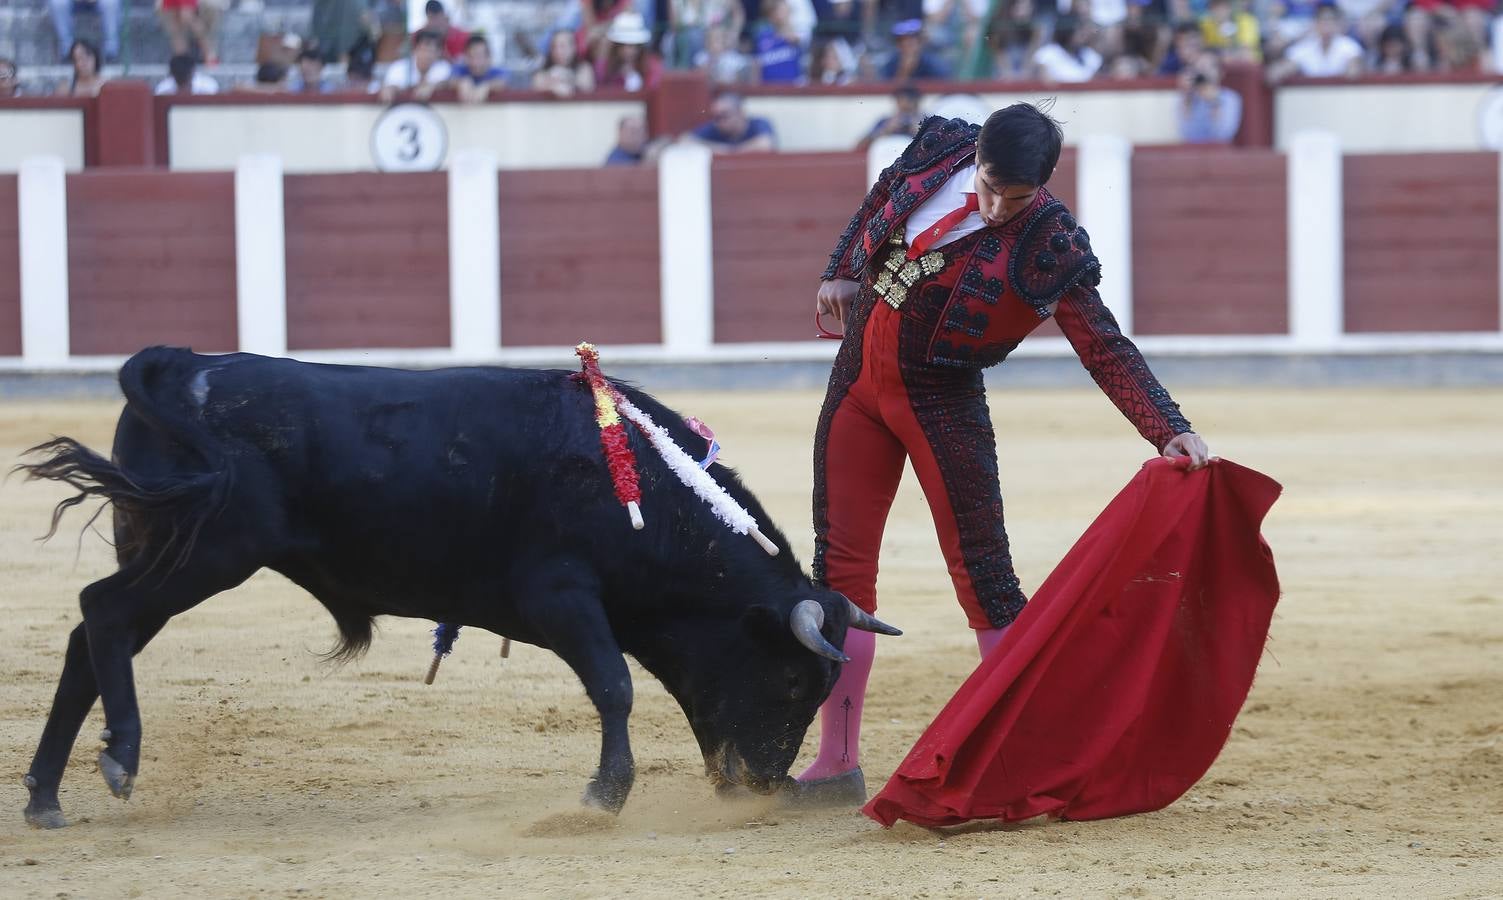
{"left": 822, "top": 159, "right": 900, "bottom": 282}
{"left": 1053, "top": 285, "right": 1194, "bottom": 452}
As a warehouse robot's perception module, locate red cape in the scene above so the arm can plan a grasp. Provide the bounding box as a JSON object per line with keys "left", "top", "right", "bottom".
{"left": 864, "top": 457, "right": 1282, "bottom": 828}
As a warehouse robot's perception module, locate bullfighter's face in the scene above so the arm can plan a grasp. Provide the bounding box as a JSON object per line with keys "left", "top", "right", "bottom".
{"left": 973, "top": 166, "right": 1040, "bottom": 228}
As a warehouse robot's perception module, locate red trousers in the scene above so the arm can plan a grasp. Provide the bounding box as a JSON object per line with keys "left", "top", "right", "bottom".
{"left": 818, "top": 301, "right": 1015, "bottom": 629}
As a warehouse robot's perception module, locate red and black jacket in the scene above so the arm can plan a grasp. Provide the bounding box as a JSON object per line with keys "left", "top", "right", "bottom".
{"left": 823, "top": 116, "right": 1192, "bottom": 451}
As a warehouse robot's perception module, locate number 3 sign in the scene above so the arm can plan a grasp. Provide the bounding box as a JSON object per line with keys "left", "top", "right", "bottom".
{"left": 371, "top": 103, "right": 449, "bottom": 172}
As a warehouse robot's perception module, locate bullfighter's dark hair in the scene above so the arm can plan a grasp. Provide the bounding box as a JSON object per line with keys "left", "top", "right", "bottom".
{"left": 977, "top": 101, "right": 1063, "bottom": 188}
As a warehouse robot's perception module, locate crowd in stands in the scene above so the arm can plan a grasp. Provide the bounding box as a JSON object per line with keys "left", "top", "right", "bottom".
{"left": 2, "top": 0, "right": 1499, "bottom": 149}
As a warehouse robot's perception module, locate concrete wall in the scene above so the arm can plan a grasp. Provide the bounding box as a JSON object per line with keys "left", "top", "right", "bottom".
{"left": 1276, "top": 78, "right": 1503, "bottom": 154}
{"left": 0, "top": 107, "right": 86, "bottom": 173}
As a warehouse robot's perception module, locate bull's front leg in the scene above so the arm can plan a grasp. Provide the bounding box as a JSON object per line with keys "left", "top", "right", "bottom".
{"left": 519, "top": 583, "right": 636, "bottom": 813}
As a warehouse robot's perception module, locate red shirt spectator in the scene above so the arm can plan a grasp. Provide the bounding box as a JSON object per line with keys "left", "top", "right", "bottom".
{"left": 412, "top": 0, "right": 470, "bottom": 61}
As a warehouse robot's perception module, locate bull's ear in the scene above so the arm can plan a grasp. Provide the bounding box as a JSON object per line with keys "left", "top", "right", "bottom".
{"left": 740, "top": 604, "right": 786, "bottom": 643}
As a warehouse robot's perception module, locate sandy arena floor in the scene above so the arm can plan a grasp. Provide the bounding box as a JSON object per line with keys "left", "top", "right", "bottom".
{"left": 0, "top": 386, "right": 1499, "bottom": 898}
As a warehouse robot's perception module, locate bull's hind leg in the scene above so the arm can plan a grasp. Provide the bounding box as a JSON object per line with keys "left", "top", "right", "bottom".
{"left": 76, "top": 556, "right": 255, "bottom": 806}
{"left": 23, "top": 620, "right": 166, "bottom": 828}
{"left": 518, "top": 580, "right": 636, "bottom": 813}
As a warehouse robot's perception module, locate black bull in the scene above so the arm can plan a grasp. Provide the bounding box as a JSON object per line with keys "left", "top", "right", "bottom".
{"left": 17, "top": 347, "right": 898, "bottom": 829}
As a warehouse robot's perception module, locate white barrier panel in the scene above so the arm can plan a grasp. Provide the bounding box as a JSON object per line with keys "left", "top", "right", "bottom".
{"left": 1287, "top": 131, "right": 1344, "bottom": 349}
{"left": 1077, "top": 134, "right": 1134, "bottom": 335}
{"left": 448, "top": 149, "right": 501, "bottom": 355}
{"left": 658, "top": 142, "right": 714, "bottom": 354}
{"left": 234, "top": 153, "right": 289, "bottom": 356}
{"left": 169, "top": 100, "right": 642, "bottom": 173}
{"left": 17, "top": 156, "right": 71, "bottom": 365}
{"left": 0, "top": 111, "right": 86, "bottom": 174}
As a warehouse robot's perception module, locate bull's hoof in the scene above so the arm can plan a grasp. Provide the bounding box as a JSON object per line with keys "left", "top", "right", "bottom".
{"left": 24, "top": 805, "right": 68, "bottom": 829}
{"left": 98, "top": 750, "right": 136, "bottom": 800}
{"left": 581, "top": 778, "right": 628, "bottom": 814}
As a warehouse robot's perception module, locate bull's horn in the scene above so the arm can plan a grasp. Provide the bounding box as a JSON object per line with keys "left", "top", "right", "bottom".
{"left": 790, "top": 599, "right": 848, "bottom": 663}
{"left": 845, "top": 597, "right": 902, "bottom": 636}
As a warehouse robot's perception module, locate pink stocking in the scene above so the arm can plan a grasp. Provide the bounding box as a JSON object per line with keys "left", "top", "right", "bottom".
{"left": 797, "top": 629, "right": 876, "bottom": 781}
{"left": 975, "top": 625, "right": 1010, "bottom": 659}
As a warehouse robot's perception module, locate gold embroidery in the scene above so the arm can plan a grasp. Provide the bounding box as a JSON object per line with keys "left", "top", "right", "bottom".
{"left": 872, "top": 244, "right": 946, "bottom": 310}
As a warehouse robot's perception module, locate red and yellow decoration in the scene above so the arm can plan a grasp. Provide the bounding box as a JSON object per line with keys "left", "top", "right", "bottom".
{"left": 577, "top": 342, "right": 644, "bottom": 530}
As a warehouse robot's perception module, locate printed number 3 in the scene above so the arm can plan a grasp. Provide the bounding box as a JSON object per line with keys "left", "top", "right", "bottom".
{"left": 398, "top": 122, "right": 421, "bottom": 162}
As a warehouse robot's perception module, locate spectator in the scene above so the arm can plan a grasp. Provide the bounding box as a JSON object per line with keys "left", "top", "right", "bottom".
{"left": 1177, "top": 51, "right": 1242, "bottom": 141}
{"left": 415, "top": 0, "right": 471, "bottom": 61}
{"left": 597, "top": 12, "right": 663, "bottom": 90}
{"left": 756, "top": 0, "right": 806, "bottom": 83}
{"left": 154, "top": 54, "right": 220, "bottom": 94}
{"left": 534, "top": 28, "right": 598, "bottom": 95}
{"left": 1372, "top": 21, "right": 1413, "bottom": 72}
{"left": 605, "top": 114, "right": 672, "bottom": 164}
{"left": 311, "top": 0, "right": 367, "bottom": 63}
{"left": 454, "top": 34, "right": 508, "bottom": 102}
{"left": 808, "top": 35, "right": 858, "bottom": 83}
{"left": 812, "top": 0, "right": 871, "bottom": 43}
{"left": 381, "top": 30, "right": 454, "bottom": 100}
{"left": 857, "top": 83, "right": 925, "bottom": 149}
{"left": 1432, "top": 16, "right": 1485, "bottom": 71}
{"left": 49, "top": 0, "right": 120, "bottom": 63}
{"left": 1107, "top": 51, "right": 1152, "bottom": 76}
{"left": 343, "top": 46, "right": 380, "bottom": 93}
{"left": 1335, "top": 0, "right": 1390, "bottom": 53}
{"left": 1158, "top": 20, "right": 1204, "bottom": 74}
{"left": 289, "top": 48, "right": 335, "bottom": 93}
{"left": 688, "top": 91, "right": 777, "bottom": 152}
{"left": 57, "top": 39, "right": 107, "bottom": 98}
{"left": 883, "top": 18, "right": 952, "bottom": 79}
{"left": 924, "top": 0, "right": 988, "bottom": 56}
{"left": 0, "top": 58, "right": 20, "bottom": 97}
{"left": 158, "top": 0, "right": 218, "bottom": 67}
{"left": 990, "top": 0, "right": 1043, "bottom": 79}
{"left": 580, "top": 0, "right": 638, "bottom": 68}
{"left": 695, "top": 25, "right": 757, "bottom": 82}
{"left": 1271, "top": 2, "right": 1363, "bottom": 78}
{"left": 1264, "top": 0, "right": 1323, "bottom": 56}
{"left": 1199, "top": 0, "right": 1261, "bottom": 62}
{"left": 1402, "top": 4, "right": 1436, "bottom": 70}
{"left": 1119, "top": 0, "right": 1164, "bottom": 67}
{"left": 666, "top": 0, "right": 745, "bottom": 67}
{"left": 241, "top": 62, "right": 289, "bottom": 93}
{"left": 1031, "top": 16, "right": 1104, "bottom": 81}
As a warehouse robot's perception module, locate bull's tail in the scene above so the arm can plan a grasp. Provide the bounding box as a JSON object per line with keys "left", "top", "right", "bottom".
{"left": 16, "top": 347, "right": 232, "bottom": 577}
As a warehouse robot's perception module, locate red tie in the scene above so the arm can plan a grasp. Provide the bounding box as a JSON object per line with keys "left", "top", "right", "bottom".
{"left": 907, "top": 193, "right": 980, "bottom": 260}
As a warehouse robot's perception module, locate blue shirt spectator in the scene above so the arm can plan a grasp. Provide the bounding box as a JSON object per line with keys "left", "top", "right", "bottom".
{"left": 755, "top": 0, "right": 805, "bottom": 83}
{"left": 689, "top": 92, "right": 778, "bottom": 153}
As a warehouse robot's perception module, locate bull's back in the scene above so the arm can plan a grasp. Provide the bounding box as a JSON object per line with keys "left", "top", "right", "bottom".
{"left": 122, "top": 352, "right": 602, "bottom": 563}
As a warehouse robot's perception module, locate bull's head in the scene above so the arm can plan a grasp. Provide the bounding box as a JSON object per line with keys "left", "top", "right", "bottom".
{"left": 650, "top": 589, "right": 899, "bottom": 796}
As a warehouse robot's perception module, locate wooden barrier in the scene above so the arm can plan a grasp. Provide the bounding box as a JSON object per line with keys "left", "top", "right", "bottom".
{"left": 65, "top": 170, "right": 237, "bottom": 355}
{"left": 1343, "top": 153, "right": 1500, "bottom": 333}
{"left": 283, "top": 173, "right": 451, "bottom": 351}
{"left": 0, "top": 176, "right": 20, "bottom": 357}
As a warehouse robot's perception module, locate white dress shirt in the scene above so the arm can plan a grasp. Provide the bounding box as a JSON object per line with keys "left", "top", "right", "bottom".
{"left": 904, "top": 163, "right": 987, "bottom": 250}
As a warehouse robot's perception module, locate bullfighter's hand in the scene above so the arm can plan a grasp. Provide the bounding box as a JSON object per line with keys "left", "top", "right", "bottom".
{"left": 816, "top": 279, "right": 860, "bottom": 324}
{"left": 1162, "top": 431, "right": 1211, "bottom": 470}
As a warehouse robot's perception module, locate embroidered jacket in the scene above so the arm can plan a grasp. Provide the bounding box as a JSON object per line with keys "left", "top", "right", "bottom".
{"left": 822, "top": 116, "right": 1192, "bottom": 450}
